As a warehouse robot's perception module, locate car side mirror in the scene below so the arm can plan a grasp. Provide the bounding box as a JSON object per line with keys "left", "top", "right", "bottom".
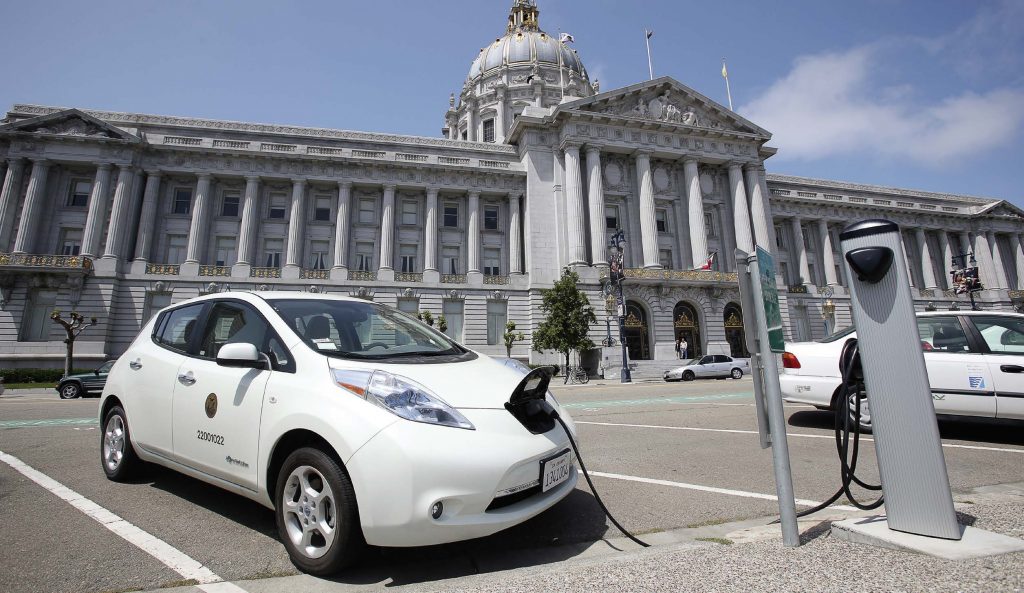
{"left": 216, "top": 343, "right": 265, "bottom": 369}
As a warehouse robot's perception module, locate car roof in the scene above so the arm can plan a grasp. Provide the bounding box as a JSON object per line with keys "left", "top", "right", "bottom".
{"left": 176, "top": 291, "right": 366, "bottom": 304}
{"left": 917, "top": 310, "right": 1024, "bottom": 318}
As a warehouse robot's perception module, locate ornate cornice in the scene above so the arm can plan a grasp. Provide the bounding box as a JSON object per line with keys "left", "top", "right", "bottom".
{"left": 766, "top": 173, "right": 996, "bottom": 205}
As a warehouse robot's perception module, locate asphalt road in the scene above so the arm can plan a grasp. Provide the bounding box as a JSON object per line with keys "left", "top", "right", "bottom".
{"left": 1, "top": 378, "right": 1022, "bottom": 593}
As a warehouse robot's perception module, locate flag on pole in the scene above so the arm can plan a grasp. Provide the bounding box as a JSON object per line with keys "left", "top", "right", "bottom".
{"left": 721, "top": 58, "right": 734, "bottom": 111}
{"left": 697, "top": 252, "right": 716, "bottom": 271}
{"left": 646, "top": 29, "right": 654, "bottom": 39}
{"left": 721, "top": 60, "right": 728, "bottom": 79}
{"left": 560, "top": 32, "right": 575, "bottom": 44}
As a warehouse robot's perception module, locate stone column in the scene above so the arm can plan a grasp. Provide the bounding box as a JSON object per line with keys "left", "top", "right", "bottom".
{"left": 564, "top": 144, "right": 588, "bottom": 266}
{"left": 745, "top": 164, "right": 771, "bottom": 251}
{"left": 377, "top": 184, "right": 395, "bottom": 276}
{"left": 585, "top": 146, "right": 606, "bottom": 266}
{"left": 937, "top": 231, "right": 955, "bottom": 290}
{"left": 235, "top": 176, "right": 260, "bottom": 267}
{"left": 757, "top": 166, "right": 779, "bottom": 251}
{"left": 915, "top": 228, "right": 938, "bottom": 289}
{"left": 423, "top": 187, "right": 438, "bottom": 280}
{"left": 12, "top": 159, "right": 51, "bottom": 254}
{"left": 790, "top": 217, "right": 811, "bottom": 285}
{"left": 467, "top": 99, "right": 478, "bottom": 142}
{"left": 0, "top": 159, "right": 25, "bottom": 250}
{"left": 183, "top": 174, "right": 212, "bottom": 267}
{"left": 988, "top": 231, "right": 1008, "bottom": 290}
{"left": 683, "top": 158, "right": 708, "bottom": 268}
{"left": 509, "top": 193, "right": 523, "bottom": 274}
{"left": 80, "top": 164, "right": 113, "bottom": 258}
{"left": 972, "top": 232, "right": 996, "bottom": 290}
{"left": 283, "top": 178, "right": 307, "bottom": 275}
{"left": 330, "top": 181, "right": 351, "bottom": 280}
{"left": 818, "top": 220, "right": 838, "bottom": 286}
{"left": 495, "top": 84, "right": 507, "bottom": 142}
{"left": 131, "top": 171, "right": 162, "bottom": 272}
{"left": 728, "top": 163, "right": 754, "bottom": 253}
{"left": 901, "top": 233, "right": 916, "bottom": 287}
{"left": 635, "top": 151, "right": 659, "bottom": 268}
{"left": 1014, "top": 233, "right": 1024, "bottom": 290}
{"left": 101, "top": 164, "right": 134, "bottom": 259}
{"left": 467, "top": 190, "right": 481, "bottom": 274}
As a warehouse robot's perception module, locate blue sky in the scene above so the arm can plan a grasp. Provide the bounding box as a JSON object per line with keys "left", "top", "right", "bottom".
{"left": 2, "top": 0, "right": 1022, "bottom": 204}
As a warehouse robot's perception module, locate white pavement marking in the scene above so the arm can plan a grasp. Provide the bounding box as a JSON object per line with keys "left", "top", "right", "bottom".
{"left": 576, "top": 420, "right": 1024, "bottom": 454}
{"left": 589, "top": 471, "right": 859, "bottom": 512}
{"left": 0, "top": 450, "right": 249, "bottom": 593}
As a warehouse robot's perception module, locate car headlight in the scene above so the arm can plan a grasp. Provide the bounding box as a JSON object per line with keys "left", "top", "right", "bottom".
{"left": 332, "top": 369, "right": 474, "bottom": 430}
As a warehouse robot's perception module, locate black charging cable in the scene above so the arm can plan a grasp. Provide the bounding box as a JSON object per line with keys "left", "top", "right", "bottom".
{"left": 795, "top": 340, "right": 883, "bottom": 518}
{"left": 551, "top": 413, "right": 650, "bottom": 548}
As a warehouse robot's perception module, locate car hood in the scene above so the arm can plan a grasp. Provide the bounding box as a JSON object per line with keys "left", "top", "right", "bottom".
{"left": 326, "top": 354, "right": 533, "bottom": 410}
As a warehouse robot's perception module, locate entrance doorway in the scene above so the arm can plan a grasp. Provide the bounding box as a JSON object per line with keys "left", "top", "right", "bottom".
{"left": 623, "top": 301, "right": 651, "bottom": 360}
{"left": 672, "top": 302, "right": 701, "bottom": 360}
{"left": 724, "top": 303, "right": 748, "bottom": 358}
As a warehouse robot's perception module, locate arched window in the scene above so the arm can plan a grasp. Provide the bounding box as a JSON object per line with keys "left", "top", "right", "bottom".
{"left": 723, "top": 303, "right": 748, "bottom": 358}
{"left": 623, "top": 301, "right": 651, "bottom": 360}
{"left": 673, "top": 302, "right": 701, "bottom": 359}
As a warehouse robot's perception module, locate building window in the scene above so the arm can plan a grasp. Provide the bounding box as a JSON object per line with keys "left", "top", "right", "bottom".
{"left": 399, "top": 244, "right": 417, "bottom": 273}
{"left": 21, "top": 289, "right": 57, "bottom": 342}
{"left": 483, "top": 119, "right": 495, "bottom": 143}
{"left": 355, "top": 242, "right": 374, "bottom": 272}
{"left": 442, "top": 300, "right": 464, "bottom": 342}
{"left": 484, "top": 206, "right": 499, "bottom": 230}
{"left": 263, "top": 238, "right": 283, "bottom": 268}
{"left": 358, "top": 198, "right": 376, "bottom": 224}
{"left": 774, "top": 225, "right": 785, "bottom": 249}
{"left": 656, "top": 209, "right": 668, "bottom": 233}
{"left": 401, "top": 201, "right": 417, "bottom": 226}
{"left": 605, "top": 206, "right": 619, "bottom": 230}
{"left": 310, "top": 240, "right": 329, "bottom": 270}
{"left": 804, "top": 230, "right": 813, "bottom": 251}
{"left": 779, "top": 262, "right": 791, "bottom": 285}
{"left": 442, "top": 245, "right": 460, "bottom": 274}
{"left": 659, "top": 249, "right": 673, "bottom": 269}
{"left": 443, "top": 203, "right": 459, "bottom": 227}
{"left": 214, "top": 237, "right": 236, "bottom": 267}
{"left": 704, "top": 212, "right": 717, "bottom": 237}
{"left": 269, "top": 193, "right": 288, "bottom": 219}
{"left": 314, "top": 196, "right": 332, "bottom": 222}
{"left": 143, "top": 293, "right": 173, "bottom": 325}
{"left": 221, "top": 193, "right": 240, "bottom": 217}
{"left": 461, "top": 130, "right": 468, "bottom": 141}
{"left": 396, "top": 298, "right": 419, "bottom": 316}
{"left": 58, "top": 228, "right": 82, "bottom": 256}
{"left": 165, "top": 234, "right": 187, "bottom": 264}
{"left": 173, "top": 189, "right": 192, "bottom": 215}
{"left": 487, "top": 301, "right": 507, "bottom": 345}
{"left": 67, "top": 179, "right": 91, "bottom": 208}
{"left": 483, "top": 247, "right": 500, "bottom": 276}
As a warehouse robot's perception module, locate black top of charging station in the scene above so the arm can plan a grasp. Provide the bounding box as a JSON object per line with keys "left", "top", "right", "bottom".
{"left": 840, "top": 219, "right": 899, "bottom": 241}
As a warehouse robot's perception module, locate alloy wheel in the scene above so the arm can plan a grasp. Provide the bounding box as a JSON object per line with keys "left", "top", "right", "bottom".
{"left": 103, "top": 415, "right": 126, "bottom": 471}
{"left": 281, "top": 465, "right": 338, "bottom": 559}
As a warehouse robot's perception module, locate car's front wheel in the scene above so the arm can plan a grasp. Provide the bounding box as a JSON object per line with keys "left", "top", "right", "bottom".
{"left": 682, "top": 371, "right": 695, "bottom": 381}
{"left": 276, "top": 447, "right": 363, "bottom": 576}
{"left": 730, "top": 368, "right": 743, "bottom": 380}
{"left": 59, "top": 382, "right": 82, "bottom": 399}
{"left": 101, "top": 405, "right": 140, "bottom": 481}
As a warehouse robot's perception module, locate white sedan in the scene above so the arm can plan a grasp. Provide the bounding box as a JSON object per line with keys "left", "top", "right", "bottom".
{"left": 780, "top": 311, "right": 1024, "bottom": 430}
{"left": 99, "top": 292, "right": 577, "bottom": 575}
{"left": 664, "top": 355, "right": 751, "bottom": 381}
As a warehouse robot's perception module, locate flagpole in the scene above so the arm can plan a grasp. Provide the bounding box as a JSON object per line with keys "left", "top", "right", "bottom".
{"left": 722, "top": 58, "right": 733, "bottom": 111}
{"left": 644, "top": 29, "right": 654, "bottom": 80}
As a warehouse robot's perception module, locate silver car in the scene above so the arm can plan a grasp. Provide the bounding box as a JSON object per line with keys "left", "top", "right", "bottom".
{"left": 664, "top": 355, "right": 750, "bottom": 381}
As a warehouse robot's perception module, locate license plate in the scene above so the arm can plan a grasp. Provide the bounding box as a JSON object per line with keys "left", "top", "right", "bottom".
{"left": 540, "top": 449, "right": 572, "bottom": 493}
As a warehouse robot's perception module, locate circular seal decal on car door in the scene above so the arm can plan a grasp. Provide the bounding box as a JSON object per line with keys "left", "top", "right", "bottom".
{"left": 205, "top": 393, "right": 218, "bottom": 418}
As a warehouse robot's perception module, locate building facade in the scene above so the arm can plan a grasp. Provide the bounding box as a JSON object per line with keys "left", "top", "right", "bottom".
{"left": 2, "top": 0, "right": 1023, "bottom": 370}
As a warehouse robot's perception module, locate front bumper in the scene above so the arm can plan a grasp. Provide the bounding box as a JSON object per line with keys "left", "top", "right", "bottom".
{"left": 345, "top": 407, "right": 577, "bottom": 547}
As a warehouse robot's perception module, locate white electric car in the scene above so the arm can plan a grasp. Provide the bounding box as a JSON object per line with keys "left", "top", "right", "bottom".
{"left": 99, "top": 292, "right": 578, "bottom": 575}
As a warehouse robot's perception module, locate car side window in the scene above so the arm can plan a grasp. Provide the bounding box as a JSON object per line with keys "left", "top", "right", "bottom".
{"left": 154, "top": 304, "right": 205, "bottom": 354}
{"left": 698, "top": 356, "right": 713, "bottom": 365}
{"left": 970, "top": 316, "right": 1024, "bottom": 355}
{"left": 917, "top": 317, "right": 973, "bottom": 353}
{"left": 197, "top": 301, "right": 295, "bottom": 372}
{"left": 715, "top": 355, "right": 731, "bottom": 363}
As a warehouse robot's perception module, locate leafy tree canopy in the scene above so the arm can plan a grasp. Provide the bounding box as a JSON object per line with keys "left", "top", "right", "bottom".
{"left": 533, "top": 268, "right": 596, "bottom": 366}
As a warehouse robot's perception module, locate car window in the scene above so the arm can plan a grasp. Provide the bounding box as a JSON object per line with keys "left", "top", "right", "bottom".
{"left": 97, "top": 361, "right": 114, "bottom": 374}
{"left": 715, "top": 355, "right": 731, "bottom": 363}
{"left": 971, "top": 316, "right": 1024, "bottom": 355}
{"left": 154, "top": 304, "right": 205, "bottom": 354}
{"left": 917, "top": 317, "right": 973, "bottom": 353}
{"left": 698, "top": 356, "right": 714, "bottom": 365}
{"left": 197, "top": 301, "right": 295, "bottom": 372}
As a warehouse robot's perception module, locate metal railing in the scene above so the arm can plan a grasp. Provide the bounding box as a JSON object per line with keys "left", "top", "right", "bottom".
{"left": 145, "top": 263, "right": 180, "bottom": 275}
{"left": 300, "top": 269, "right": 330, "bottom": 280}
{"left": 440, "top": 274, "right": 466, "bottom": 284}
{"left": 348, "top": 270, "right": 377, "bottom": 281}
{"left": 483, "top": 274, "right": 510, "bottom": 285}
{"left": 250, "top": 267, "right": 281, "bottom": 278}
{"left": 395, "top": 272, "right": 423, "bottom": 282}
{"left": 199, "top": 265, "right": 231, "bottom": 277}
{"left": 0, "top": 253, "right": 93, "bottom": 269}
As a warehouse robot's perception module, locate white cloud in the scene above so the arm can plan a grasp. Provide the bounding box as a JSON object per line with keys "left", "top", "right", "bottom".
{"left": 740, "top": 45, "right": 1024, "bottom": 167}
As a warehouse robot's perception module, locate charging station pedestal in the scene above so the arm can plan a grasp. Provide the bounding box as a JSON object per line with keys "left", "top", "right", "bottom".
{"left": 839, "top": 219, "right": 961, "bottom": 540}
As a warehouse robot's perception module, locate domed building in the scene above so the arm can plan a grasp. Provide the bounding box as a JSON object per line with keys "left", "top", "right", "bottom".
{"left": 0, "top": 0, "right": 1022, "bottom": 375}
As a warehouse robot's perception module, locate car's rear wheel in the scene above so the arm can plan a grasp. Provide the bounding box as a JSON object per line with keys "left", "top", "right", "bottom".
{"left": 59, "top": 382, "right": 81, "bottom": 399}
{"left": 101, "top": 406, "right": 140, "bottom": 480}
{"left": 682, "top": 371, "right": 695, "bottom": 381}
{"left": 276, "top": 447, "right": 363, "bottom": 575}
{"left": 730, "top": 368, "right": 743, "bottom": 379}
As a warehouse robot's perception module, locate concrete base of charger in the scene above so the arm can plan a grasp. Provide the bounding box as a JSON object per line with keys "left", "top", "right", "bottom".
{"left": 831, "top": 515, "right": 1024, "bottom": 560}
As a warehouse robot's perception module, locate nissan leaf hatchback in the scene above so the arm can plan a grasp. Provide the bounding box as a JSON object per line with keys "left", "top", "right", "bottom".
{"left": 99, "top": 292, "right": 577, "bottom": 575}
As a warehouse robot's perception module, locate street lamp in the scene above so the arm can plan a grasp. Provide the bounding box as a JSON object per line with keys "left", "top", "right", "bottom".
{"left": 950, "top": 251, "right": 983, "bottom": 311}
{"left": 608, "top": 229, "right": 631, "bottom": 383}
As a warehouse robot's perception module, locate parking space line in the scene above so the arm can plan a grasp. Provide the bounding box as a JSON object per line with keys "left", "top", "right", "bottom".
{"left": 576, "top": 420, "right": 1024, "bottom": 454}
{"left": 588, "top": 471, "right": 859, "bottom": 512}
{"left": 0, "top": 450, "right": 249, "bottom": 593}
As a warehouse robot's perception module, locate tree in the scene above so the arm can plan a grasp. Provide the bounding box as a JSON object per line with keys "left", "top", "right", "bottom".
{"left": 50, "top": 310, "right": 98, "bottom": 377}
{"left": 417, "top": 310, "right": 435, "bottom": 326}
{"left": 437, "top": 315, "right": 448, "bottom": 334}
{"left": 503, "top": 320, "right": 525, "bottom": 357}
{"left": 532, "top": 268, "right": 596, "bottom": 376}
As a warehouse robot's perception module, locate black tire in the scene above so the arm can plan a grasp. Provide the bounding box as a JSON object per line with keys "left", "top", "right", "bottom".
{"left": 730, "top": 368, "right": 743, "bottom": 380}
{"left": 59, "top": 382, "right": 82, "bottom": 399}
{"left": 682, "top": 371, "right": 695, "bottom": 382}
{"left": 101, "top": 405, "right": 140, "bottom": 481}
{"left": 275, "top": 447, "right": 363, "bottom": 576}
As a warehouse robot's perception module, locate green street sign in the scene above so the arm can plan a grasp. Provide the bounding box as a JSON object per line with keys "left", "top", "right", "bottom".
{"left": 756, "top": 246, "right": 786, "bottom": 353}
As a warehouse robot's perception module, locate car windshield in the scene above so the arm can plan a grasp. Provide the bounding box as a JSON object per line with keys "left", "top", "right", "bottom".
{"left": 818, "top": 326, "right": 856, "bottom": 343}
{"left": 268, "top": 298, "right": 466, "bottom": 361}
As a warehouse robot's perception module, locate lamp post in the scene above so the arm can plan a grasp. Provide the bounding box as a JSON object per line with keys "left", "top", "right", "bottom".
{"left": 819, "top": 285, "right": 835, "bottom": 336}
{"left": 609, "top": 229, "right": 631, "bottom": 383}
{"left": 601, "top": 281, "right": 615, "bottom": 347}
{"left": 950, "top": 251, "right": 982, "bottom": 311}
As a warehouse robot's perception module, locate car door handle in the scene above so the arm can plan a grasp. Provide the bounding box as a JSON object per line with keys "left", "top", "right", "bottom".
{"left": 177, "top": 372, "right": 196, "bottom": 386}
{"left": 129, "top": 359, "right": 142, "bottom": 370}
{"left": 1000, "top": 364, "right": 1024, "bottom": 373}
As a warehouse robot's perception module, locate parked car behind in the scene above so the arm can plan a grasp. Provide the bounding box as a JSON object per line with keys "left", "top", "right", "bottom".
{"left": 664, "top": 355, "right": 750, "bottom": 381}
{"left": 56, "top": 359, "right": 116, "bottom": 399}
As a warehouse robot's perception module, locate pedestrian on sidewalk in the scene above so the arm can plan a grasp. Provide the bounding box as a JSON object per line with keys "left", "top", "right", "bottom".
{"left": 674, "top": 337, "right": 682, "bottom": 359}
{"left": 680, "top": 338, "right": 688, "bottom": 359}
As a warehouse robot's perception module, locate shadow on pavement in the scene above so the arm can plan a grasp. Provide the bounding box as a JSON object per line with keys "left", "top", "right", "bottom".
{"left": 787, "top": 410, "right": 1024, "bottom": 447}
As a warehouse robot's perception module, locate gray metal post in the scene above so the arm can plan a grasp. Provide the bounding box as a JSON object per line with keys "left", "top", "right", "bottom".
{"left": 840, "top": 219, "right": 961, "bottom": 539}
{"left": 736, "top": 249, "right": 770, "bottom": 449}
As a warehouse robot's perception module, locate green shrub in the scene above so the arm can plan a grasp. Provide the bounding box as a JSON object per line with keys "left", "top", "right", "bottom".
{"left": 0, "top": 368, "right": 94, "bottom": 383}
